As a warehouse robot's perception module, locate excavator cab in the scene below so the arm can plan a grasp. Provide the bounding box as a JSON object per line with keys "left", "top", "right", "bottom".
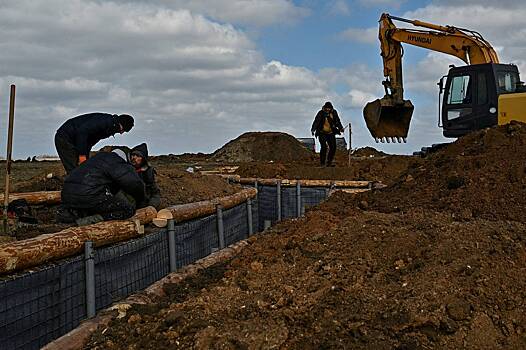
{"left": 441, "top": 63, "right": 520, "bottom": 137}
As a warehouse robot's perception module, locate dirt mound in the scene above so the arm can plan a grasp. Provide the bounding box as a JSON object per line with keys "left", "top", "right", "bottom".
{"left": 351, "top": 146, "right": 387, "bottom": 157}
{"left": 235, "top": 150, "right": 420, "bottom": 185}
{"left": 87, "top": 208, "right": 526, "bottom": 349}
{"left": 211, "top": 132, "right": 315, "bottom": 163}
{"left": 349, "top": 122, "right": 526, "bottom": 222}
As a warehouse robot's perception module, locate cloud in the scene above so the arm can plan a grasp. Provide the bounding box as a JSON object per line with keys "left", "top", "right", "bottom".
{"left": 103, "top": 0, "right": 310, "bottom": 27}
{"left": 358, "top": 0, "right": 405, "bottom": 9}
{"left": 0, "top": 0, "right": 328, "bottom": 157}
{"left": 338, "top": 27, "right": 377, "bottom": 44}
{"left": 327, "top": 0, "right": 351, "bottom": 16}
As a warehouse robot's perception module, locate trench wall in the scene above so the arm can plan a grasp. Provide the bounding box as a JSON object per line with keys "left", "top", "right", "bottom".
{"left": 0, "top": 184, "right": 334, "bottom": 350}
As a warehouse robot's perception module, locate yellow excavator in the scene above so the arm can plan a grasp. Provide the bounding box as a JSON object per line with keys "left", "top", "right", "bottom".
{"left": 363, "top": 13, "right": 526, "bottom": 143}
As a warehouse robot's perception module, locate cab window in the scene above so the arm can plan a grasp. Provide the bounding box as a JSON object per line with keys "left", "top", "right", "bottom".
{"left": 448, "top": 75, "right": 471, "bottom": 104}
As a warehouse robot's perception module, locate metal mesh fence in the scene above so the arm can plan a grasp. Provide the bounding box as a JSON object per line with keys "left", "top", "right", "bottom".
{"left": 94, "top": 229, "right": 170, "bottom": 311}
{"left": 0, "top": 256, "right": 85, "bottom": 350}
{"left": 0, "top": 184, "right": 335, "bottom": 349}
{"left": 174, "top": 214, "right": 218, "bottom": 269}
{"left": 223, "top": 204, "right": 249, "bottom": 246}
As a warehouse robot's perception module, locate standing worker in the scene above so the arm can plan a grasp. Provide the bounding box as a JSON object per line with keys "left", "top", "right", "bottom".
{"left": 311, "top": 102, "right": 344, "bottom": 167}
{"left": 55, "top": 112, "right": 135, "bottom": 173}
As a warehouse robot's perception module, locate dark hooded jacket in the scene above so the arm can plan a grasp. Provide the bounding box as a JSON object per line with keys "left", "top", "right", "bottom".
{"left": 61, "top": 151, "right": 145, "bottom": 209}
{"left": 131, "top": 143, "right": 161, "bottom": 209}
{"left": 311, "top": 109, "right": 344, "bottom": 137}
{"left": 56, "top": 113, "right": 121, "bottom": 156}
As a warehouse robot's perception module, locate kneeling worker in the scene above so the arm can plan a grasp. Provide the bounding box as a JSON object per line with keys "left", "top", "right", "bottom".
{"left": 130, "top": 143, "right": 161, "bottom": 210}
{"left": 55, "top": 112, "right": 135, "bottom": 174}
{"left": 58, "top": 149, "right": 145, "bottom": 225}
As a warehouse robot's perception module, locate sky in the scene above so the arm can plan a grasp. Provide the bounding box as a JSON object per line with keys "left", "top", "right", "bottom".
{"left": 0, "top": 0, "right": 525, "bottom": 158}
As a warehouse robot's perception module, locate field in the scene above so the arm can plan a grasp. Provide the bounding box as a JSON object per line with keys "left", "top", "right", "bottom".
{"left": 2, "top": 127, "right": 526, "bottom": 349}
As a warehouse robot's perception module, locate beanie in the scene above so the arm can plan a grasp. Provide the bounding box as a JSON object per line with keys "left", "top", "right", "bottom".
{"left": 323, "top": 101, "right": 333, "bottom": 109}
{"left": 117, "top": 114, "right": 134, "bottom": 132}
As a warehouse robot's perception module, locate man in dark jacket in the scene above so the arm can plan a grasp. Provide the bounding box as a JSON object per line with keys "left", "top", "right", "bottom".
{"left": 55, "top": 113, "right": 135, "bottom": 173}
{"left": 311, "top": 101, "right": 344, "bottom": 167}
{"left": 130, "top": 143, "right": 161, "bottom": 210}
{"left": 57, "top": 149, "right": 145, "bottom": 225}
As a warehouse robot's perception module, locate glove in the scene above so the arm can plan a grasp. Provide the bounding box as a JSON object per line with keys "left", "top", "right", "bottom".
{"left": 78, "top": 155, "right": 87, "bottom": 164}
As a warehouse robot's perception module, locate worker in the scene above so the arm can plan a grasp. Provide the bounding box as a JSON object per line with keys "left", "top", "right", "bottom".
{"left": 56, "top": 149, "right": 145, "bottom": 226}
{"left": 311, "top": 101, "right": 344, "bottom": 167}
{"left": 54, "top": 112, "right": 135, "bottom": 174}
{"left": 130, "top": 143, "right": 161, "bottom": 209}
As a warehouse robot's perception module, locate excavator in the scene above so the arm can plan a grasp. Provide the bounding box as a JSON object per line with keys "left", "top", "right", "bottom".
{"left": 363, "top": 13, "right": 526, "bottom": 143}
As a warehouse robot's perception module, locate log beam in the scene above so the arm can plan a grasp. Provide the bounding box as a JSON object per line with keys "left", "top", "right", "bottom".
{"left": 155, "top": 187, "right": 257, "bottom": 227}
{"left": 0, "top": 191, "right": 61, "bottom": 205}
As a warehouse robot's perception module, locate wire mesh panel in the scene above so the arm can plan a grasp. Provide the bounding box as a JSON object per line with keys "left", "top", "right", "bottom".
{"left": 300, "top": 187, "right": 328, "bottom": 212}
{"left": 94, "top": 229, "right": 169, "bottom": 311}
{"left": 174, "top": 214, "right": 218, "bottom": 269}
{"left": 223, "top": 204, "right": 248, "bottom": 246}
{"left": 257, "top": 185, "right": 278, "bottom": 230}
{"left": 281, "top": 187, "right": 298, "bottom": 219}
{"left": 0, "top": 256, "right": 85, "bottom": 350}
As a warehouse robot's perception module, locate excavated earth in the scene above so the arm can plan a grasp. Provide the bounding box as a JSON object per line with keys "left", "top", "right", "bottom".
{"left": 84, "top": 123, "right": 526, "bottom": 350}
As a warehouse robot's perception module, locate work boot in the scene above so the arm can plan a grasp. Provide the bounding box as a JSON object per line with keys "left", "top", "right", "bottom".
{"left": 75, "top": 214, "right": 104, "bottom": 227}
{"left": 327, "top": 163, "right": 335, "bottom": 167}
{"left": 56, "top": 206, "right": 79, "bottom": 224}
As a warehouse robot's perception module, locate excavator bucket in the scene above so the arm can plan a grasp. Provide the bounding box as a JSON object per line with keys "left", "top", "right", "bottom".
{"left": 363, "top": 97, "right": 414, "bottom": 143}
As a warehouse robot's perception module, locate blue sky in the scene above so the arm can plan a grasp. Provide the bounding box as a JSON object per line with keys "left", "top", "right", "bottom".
{"left": 0, "top": 0, "right": 524, "bottom": 158}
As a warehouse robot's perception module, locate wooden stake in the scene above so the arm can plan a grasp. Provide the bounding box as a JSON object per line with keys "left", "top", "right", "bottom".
{"left": 3, "top": 85, "right": 15, "bottom": 235}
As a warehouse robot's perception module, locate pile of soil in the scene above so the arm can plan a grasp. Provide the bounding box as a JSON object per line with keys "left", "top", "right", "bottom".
{"left": 351, "top": 146, "right": 388, "bottom": 158}
{"left": 86, "top": 208, "right": 526, "bottom": 349}
{"left": 85, "top": 123, "right": 526, "bottom": 349}
{"left": 235, "top": 150, "right": 420, "bottom": 185}
{"left": 351, "top": 122, "right": 526, "bottom": 222}
{"left": 211, "top": 132, "right": 316, "bottom": 163}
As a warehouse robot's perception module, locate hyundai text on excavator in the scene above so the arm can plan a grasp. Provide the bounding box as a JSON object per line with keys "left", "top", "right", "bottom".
{"left": 363, "top": 13, "right": 526, "bottom": 143}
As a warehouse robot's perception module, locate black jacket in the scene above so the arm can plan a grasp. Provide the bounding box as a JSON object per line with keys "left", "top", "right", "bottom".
{"left": 311, "top": 109, "right": 344, "bottom": 137}
{"left": 62, "top": 152, "right": 145, "bottom": 209}
{"left": 131, "top": 143, "right": 161, "bottom": 209}
{"left": 56, "top": 113, "right": 121, "bottom": 156}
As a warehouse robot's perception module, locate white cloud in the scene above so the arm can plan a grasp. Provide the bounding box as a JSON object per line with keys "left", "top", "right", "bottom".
{"left": 338, "top": 27, "right": 377, "bottom": 44}
{"left": 0, "top": 0, "right": 327, "bottom": 157}
{"left": 104, "top": 0, "right": 310, "bottom": 27}
{"left": 327, "top": 0, "right": 351, "bottom": 16}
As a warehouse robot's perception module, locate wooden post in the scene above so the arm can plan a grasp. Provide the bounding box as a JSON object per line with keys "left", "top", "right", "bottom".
{"left": 3, "top": 85, "right": 15, "bottom": 235}
{"left": 348, "top": 122, "right": 352, "bottom": 167}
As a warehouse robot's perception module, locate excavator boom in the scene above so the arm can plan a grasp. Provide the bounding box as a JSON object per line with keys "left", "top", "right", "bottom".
{"left": 364, "top": 13, "right": 499, "bottom": 142}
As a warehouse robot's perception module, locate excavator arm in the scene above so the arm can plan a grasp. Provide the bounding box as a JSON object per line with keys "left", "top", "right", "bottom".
{"left": 364, "top": 13, "right": 499, "bottom": 142}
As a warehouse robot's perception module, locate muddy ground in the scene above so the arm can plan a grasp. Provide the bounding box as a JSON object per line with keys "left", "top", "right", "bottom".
{"left": 84, "top": 124, "right": 526, "bottom": 349}
{"left": 0, "top": 134, "right": 416, "bottom": 241}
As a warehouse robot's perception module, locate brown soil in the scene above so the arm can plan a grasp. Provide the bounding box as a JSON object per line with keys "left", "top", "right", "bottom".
{"left": 351, "top": 146, "right": 388, "bottom": 157}
{"left": 235, "top": 150, "right": 420, "bottom": 185}
{"left": 0, "top": 159, "right": 241, "bottom": 241}
{"left": 211, "top": 132, "right": 316, "bottom": 163}
{"left": 85, "top": 123, "right": 526, "bottom": 349}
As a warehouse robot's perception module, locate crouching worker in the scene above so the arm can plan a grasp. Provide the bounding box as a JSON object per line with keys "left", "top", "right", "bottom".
{"left": 130, "top": 143, "right": 161, "bottom": 210}
{"left": 57, "top": 149, "right": 145, "bottom": 226}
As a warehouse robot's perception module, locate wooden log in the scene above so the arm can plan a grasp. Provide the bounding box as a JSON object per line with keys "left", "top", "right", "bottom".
{"left": 0, "top": 219, "right": 142, "bottom": 275}
{"left": 132, "top": 206, "right": 157, "bottom": 225}
{"left": 0, "top": 191, "right": 61, "bottom": 205}
{"left": 236, "top": 178, "right": 372, "bottom": 188}
{"left": 155, "top": 187, "right": 257, "bottom": 227}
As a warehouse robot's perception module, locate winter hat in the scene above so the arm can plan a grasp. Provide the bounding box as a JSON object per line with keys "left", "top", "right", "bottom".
{"left": 131, "top": 143, "right": 149, "bottom": 165}
{"left": 323, "top": 101, "right": 333, "bottom": 109}
{"left": 117, "top": 114, "right": 134, "bottom": 132}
